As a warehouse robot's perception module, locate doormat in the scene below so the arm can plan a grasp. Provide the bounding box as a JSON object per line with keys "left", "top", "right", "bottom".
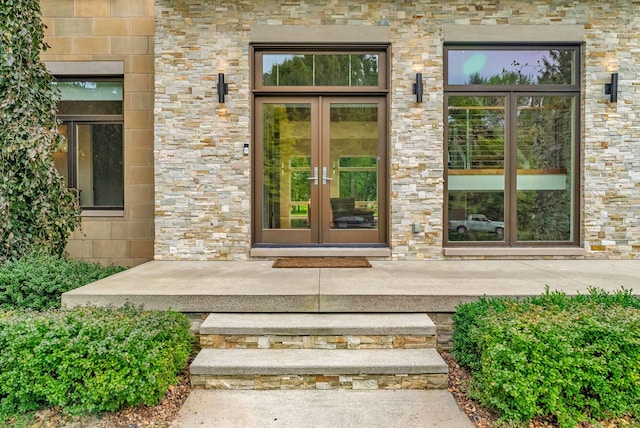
{"left": 272, "top": 257, "right": 371, "bottom": 268}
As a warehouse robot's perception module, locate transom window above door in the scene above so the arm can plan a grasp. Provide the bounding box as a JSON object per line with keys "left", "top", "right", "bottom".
{"left": 253, "top": 46, "right": 388, "bottom": 92}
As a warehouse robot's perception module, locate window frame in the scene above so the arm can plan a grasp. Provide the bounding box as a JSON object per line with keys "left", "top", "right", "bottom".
{"left": 54, "top": 77, "right": 125, "bottom": 212}
{"left": 443, "top": 44, "right": 581, "bottom": 248}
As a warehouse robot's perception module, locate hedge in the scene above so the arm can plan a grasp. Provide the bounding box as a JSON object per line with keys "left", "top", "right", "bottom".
{"left": 452, "top": 288, "right": 640, "bottom": 427}
{"left": 0, "top": 254, "right": 126, "bottom": 311}
{"left": 0, "top": 306, "right": 193, "bottom": 419}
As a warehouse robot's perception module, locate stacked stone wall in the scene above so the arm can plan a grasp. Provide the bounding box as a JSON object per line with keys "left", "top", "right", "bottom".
{"left": 154, "top": 0, "right": 640, "bottom": 260}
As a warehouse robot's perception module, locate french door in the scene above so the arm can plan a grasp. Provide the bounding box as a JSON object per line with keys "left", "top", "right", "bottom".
{"left": 254, "top": 96, "right": 386, "bottom": 245}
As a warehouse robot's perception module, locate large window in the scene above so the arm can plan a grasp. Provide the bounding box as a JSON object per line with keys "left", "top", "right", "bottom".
{"left": 444, "top": 46, "right": 580, "bottom": 246}
{"left": 52, "top": 79, "right": 124, "bottom": 210}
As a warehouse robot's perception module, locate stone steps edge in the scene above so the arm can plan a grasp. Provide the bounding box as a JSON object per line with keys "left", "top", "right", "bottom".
{"left": 190, "top": 348, "right": 448, "bottom": 376}
{"left": 199, "top": 313, "right": 437, "bottom": 336}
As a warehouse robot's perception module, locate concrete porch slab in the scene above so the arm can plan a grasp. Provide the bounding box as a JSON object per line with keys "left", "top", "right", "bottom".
{"left": 62, "top": 260, "right": 640, "bottom": 313}
{"left": 62, "top": 261, "right": 319, "bottom": 312}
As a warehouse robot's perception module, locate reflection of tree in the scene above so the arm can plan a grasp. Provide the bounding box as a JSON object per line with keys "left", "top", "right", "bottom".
{"left": 530, "top": 50, "right": 574, "bottom": 85}
{"left": 516, "top": 96, "right": 572, "bottom": 241}
{"left": 517, "top": 189, "right": 570, "bottom": 241}
{"left": 263, "top": 105, "right": 305, "bottom": 228}
{"left": 264, "top": 56, "right": 312, "bottom": 86}
{"left": 290, "top": 170, "right": 310, "bottom": 202}
{"left": 339, "top": 157, "right": 377, "bottom": 201}
{"left": 264, "top": 54, "right": 378, "bottom": 86}
{"left": 517, "top": 96, "right": 572, "bottom": 170}
{"left": 331, "top": 104, "right": 377, "bottom": 122}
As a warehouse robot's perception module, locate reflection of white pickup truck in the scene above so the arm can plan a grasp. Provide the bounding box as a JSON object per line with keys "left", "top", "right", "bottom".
{"left": 448, "top": 214, "right": 504, "bottom": 236}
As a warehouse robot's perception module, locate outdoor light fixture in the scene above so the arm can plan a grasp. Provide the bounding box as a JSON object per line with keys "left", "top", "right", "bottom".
{"left": 413, "top": 73, "right": 423, "bottom": 103}
{"left": 605, "top": 72, "right": 618, "bottom": 103}
{"left": 217, "top": 73, "right": 229, "bottom": 103}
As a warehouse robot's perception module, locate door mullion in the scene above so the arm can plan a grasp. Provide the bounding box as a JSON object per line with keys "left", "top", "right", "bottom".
{"left": 310, "top": 97, "right": 321, "bottom": 243}
{"left": 506, "top": 93, "right": 518, "bottom": 245}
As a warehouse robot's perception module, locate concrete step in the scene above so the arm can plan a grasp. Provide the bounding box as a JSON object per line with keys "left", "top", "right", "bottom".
{"left": 199, "top": 313, "right": 437, "bottom": 349}
{"left": 190, "top": 348, "right": 448, "bottom": 390}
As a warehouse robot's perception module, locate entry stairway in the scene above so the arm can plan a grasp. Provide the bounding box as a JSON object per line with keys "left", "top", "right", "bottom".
{"left": 190, "top": 313, "right": 448, "bottom": 390}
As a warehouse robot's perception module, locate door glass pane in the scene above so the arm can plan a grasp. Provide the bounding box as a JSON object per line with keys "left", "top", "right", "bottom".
{"left": 76, "top": 123, "right": 123, "bottom": 208}
{"left": 516, "top": 96, "right": 574, "bottom": 241}
{"left": 263, "top": 104, "right": 312, "bottom": 230}
{"left": 447, "top": 49, "right": 576, "bottom": 85}
{"left": 329, "top": 104, "right": 378, "bottom": 230}
{"left": 447, "top": 96, "right": 506, "bottom": 242}
{"left": 263, "top": 54, "right": 379, "bottom": 87}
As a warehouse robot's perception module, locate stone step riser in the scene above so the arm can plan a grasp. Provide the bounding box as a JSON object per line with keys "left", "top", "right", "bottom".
{"left": 200, "top": 334, "right": 436, "bottom": 350}
{"left": 191, "top": 373, "right": 448, "bottom": 390}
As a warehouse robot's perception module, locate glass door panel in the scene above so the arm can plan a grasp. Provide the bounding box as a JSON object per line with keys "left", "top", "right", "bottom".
{"left": 516, "top": 95, "right": 574, "bottom": 242}
{"left": 258, "top": 100, "right": 316, "bottom": 244}
{"left": 447, "top": 96, "right": 506, "bottom": 242}
{"left": 324, "top": 100, "right": 381, "bottom": 243}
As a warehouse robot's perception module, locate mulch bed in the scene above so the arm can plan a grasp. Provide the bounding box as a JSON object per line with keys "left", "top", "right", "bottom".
{"left": 272, "top": 257, "right": 371, "bottom": 268}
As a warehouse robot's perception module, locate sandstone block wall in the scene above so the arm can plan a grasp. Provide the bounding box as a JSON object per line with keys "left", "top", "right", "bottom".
{"left": 41, "top": 0, "right": 155, "bottom": 266}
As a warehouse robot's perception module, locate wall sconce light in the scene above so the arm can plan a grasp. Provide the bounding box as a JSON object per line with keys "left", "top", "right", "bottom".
{"left": 412, "top": 73, "right": 423, "bottom": 103}
{"left": 218, "top": 73, "right": 229, "bottom": 103}
{"left": 604, "top": 72, "right": 618, "bottom": 103}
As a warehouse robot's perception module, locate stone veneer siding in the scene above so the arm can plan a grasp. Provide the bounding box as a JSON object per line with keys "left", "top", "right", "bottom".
{"left": 154, "top": 0, "right": 640, "bottom": 261}
{"left": 200, "top": 334, "right": 437, "bottom": 350}
{"left": 191, "top": 373, "right": 448, "bottom": 391}
{"left": 41, "top": 0, "right": 155, "bottom": 266}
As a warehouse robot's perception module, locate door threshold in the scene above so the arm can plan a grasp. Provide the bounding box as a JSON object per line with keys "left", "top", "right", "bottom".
{"left": 250, "top": 247, "right": 392, "bottom": 258}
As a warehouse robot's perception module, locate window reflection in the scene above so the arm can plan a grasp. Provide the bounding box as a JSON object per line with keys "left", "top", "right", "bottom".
{"left": 447, "top": 49, "right": 575, "bottom": 85}
{"left": 262, "top": 104, "right": 312, "bottom": 230}
{"left": 447, "top": 96, "right": 506, "bottom": 242}
{"left": 516, "top": 96, "right": 574, "bottom": 241}
{"left": 263, "top": 54, "right": 379, "bottom": 87}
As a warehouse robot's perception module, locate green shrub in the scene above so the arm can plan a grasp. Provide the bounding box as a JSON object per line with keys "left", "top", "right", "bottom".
{"left": 451, "top": 296, "right": 509, "bottom": 370}
{"left": 0, "top": 254, "right": 126, "bottom": 311}
{"left": 452, "top": 288, "right": 640, "bottom": 427}
{"left": 0, "top": 306, "right": 193, "bottom": 419}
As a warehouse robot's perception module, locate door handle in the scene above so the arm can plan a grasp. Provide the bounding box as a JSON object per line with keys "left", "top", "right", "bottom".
{"left": 322, "top": 166, "right": 333, "bottom": 185}
{"left": 307, "top": 167, "right": 319, "bottom": 185}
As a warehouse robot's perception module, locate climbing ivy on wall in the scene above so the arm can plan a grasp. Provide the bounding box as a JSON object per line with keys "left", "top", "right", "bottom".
{"left": 0, "top": 0, "right": 80, "bottom": 261}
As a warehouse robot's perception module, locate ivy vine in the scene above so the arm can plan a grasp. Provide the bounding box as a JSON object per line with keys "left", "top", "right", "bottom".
{"left": 0, "top": 0, "right": 81, "bottom": 261}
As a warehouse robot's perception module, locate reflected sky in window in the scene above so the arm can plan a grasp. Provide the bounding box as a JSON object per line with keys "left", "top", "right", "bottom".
{"left": 448, "top": 50, "right": 572, "bottom": 85}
